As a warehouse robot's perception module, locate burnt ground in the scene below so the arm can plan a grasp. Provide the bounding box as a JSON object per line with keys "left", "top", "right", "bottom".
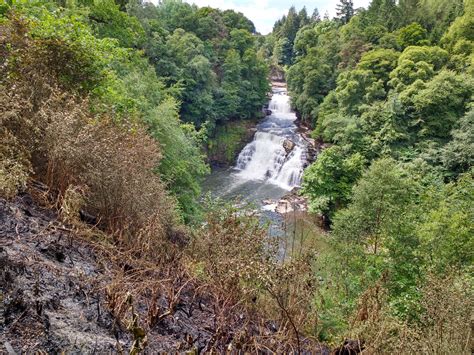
{"left": 0, "top": 194, "right": 127, "bottom": 353}
{"left": 0, "top": 194, "right": 334, "bottom": 354}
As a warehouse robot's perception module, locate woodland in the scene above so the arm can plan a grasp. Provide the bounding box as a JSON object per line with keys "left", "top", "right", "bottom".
{"left": 0, "top": 0, "right": 473, "bottom": 353}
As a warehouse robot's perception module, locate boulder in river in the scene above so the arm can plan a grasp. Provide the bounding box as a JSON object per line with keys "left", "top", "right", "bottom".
{"left": 283, "top": 139, "right": 295, "bottom": 154}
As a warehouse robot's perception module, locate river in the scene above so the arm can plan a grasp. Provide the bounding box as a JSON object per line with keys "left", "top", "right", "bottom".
{"left": 203, "top": 86, "right": 316, "bottom": 258}
{"left": 203, "top": 86, "right": 309, "bottom": 206}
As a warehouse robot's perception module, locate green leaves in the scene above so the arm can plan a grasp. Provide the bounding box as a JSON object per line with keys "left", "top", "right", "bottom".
{"left": 396, "top": 23, "right": 430, "bottom": 48}
{"left": 278, "top": 0, "right": 473, "bottom": 343}
{"left": 88, "top": 0, "right": 145, "bottom": 48}
{"left": 302, "top": 146, "right": 365, "bottom": 217}
{"left": 442, "top": 108, "right": 474, "bottom": 176}
{"left": 416, "top": 172, "right": 474, "bottom": 272}
{"left": 410, "top": 70, "right": 473, "bottom": 139}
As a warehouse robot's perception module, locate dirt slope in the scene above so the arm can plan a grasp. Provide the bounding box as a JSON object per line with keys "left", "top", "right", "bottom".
{"left": 0, "top": 194, "right": 126, "bottom": 353}
{"left": 0, "top": 194, "right": 336, "bottom": 354}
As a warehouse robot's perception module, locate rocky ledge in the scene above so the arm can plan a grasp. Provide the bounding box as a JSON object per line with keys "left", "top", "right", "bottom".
{"left": 263, "top": 188, "right": 308, "bottom": 215}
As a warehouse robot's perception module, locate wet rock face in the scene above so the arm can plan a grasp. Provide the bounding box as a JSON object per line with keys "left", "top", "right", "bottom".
{"left": 283, "top": 139, "right": 296, "bottom": 154}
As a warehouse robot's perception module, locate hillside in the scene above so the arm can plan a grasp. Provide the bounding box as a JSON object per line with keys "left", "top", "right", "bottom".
{"left": 1, "top": 188, "right": 334, "bottom": 353}
{"left": 1, "top": 0, "right": 473, "bottom": 353}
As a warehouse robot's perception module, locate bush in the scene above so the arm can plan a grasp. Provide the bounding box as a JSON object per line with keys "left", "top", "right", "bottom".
{"left": 1, "top": 15, "right": 176, "bottom": 245}
{"left": 189, "top": 200, "right": 318, "bottom": 352}
{"left": 350, "top": 272, "right": 473, "bottom": 354}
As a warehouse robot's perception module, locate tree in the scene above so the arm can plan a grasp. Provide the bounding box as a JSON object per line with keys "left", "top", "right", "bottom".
{"left": 399, "top": 0, "right": 418, "bottom": 21}
{"left": 357, "top": 48, "right": 400, "bottom": 83}
{"left": 311, "top": 8, "right": 321, "bottom": 23}
{"left": 216, "top": 49, "right": 242, "bottom": 119}
{"left": 298, "top": 6, "right": 310, "bottom": 27}
{"left": 417, "top": 172, "right": 474, "bottom": 272}
{"left": 397, "top": 22, "right": 430, "bottom": 48}
{"left": 336, "top": 0, "right": 354, "bottom": 25}
{"left": 442, "top": 109, "right": 474, "bottom": 176}
{"left": 222, "top": 9, "right": 255, "bottom": 33}
{"left": 411, "top": 70, "right": 472, "bottom": 139}
{"left": 331, "top": 158, "right": 421, "bottom": 309}
{"left": 334, "top": 69, "right": 385, "bottom": 116}
{"left": 366, "top": 0, "right": 400, "bottom": 31}
{"left": 302, "top": 146, "right": 365, "bottom": 219}
{"left": 441, "top": 0, "right": 474, "bottom": 50}
{"left": 89, "top": 0, "right": 145, "bottom": 48}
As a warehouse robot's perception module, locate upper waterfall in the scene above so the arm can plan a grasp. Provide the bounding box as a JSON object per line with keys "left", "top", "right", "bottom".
{"left": 234, "top": 89, "right": 307, "bottom": 190}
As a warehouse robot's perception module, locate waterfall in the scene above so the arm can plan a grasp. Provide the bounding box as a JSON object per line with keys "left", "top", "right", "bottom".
{"left": 234, "top": 90, "right": 307, "bottom": 190}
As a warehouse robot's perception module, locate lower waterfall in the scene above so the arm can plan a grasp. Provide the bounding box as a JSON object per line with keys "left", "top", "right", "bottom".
{"left": 235, "top": 89, "right": 307, "bottom": 190}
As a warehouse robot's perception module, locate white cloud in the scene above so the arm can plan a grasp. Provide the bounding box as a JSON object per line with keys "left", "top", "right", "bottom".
{"left": 150, "top": 0, "right": 372, "bottom": 34}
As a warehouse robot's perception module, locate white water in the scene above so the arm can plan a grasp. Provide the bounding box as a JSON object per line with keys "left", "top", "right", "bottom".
{"left": 234, "top": 89, "right": 307, "bottom": 190}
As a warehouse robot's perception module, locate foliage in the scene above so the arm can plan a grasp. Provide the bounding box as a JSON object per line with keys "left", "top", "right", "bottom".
{"left": 350, "top": 272, "right": 473, "bottom": 354}
{"left": 416, "top": 172, "right": 474, "bottom": 272}
{"left": 336, "top": 0, "right": 354, "bottom": 25}
{"left": 270, "top": 5, "right": 320, "bottom": 66}
{"left": 2, "top": 0, "right": 473, "bottom": 352}
{"left": 190, "top": 200, "right": 319, "bottom": 352}
{"left": 88, "top": 0, "right": 145, "bottom": 48}
{"left": 301, "top": 146, "right": 365, "bottom": 218}
{"left": 206, "top": 119, "right": 255, "bottom": 165}
{"left": 10, "top": 0, "right": 269, "bottom": 220}
{"left": 131, "top": 0, "right": 269, "bottom": 126}
{"left": 442, "top": 108, "right": 474, "bottom": 176}
{"left": 269, "top": 0, "right": 474, "bottom": 347}
{"left": 396, "top": 22, "right": 430, "bottom": 48}
{"left": 0, "top": 15, "right": 177, "bottom": 237}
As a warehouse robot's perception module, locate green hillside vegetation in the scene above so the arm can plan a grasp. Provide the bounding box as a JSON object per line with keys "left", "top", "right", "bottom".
{"left": 1, "top": 0, "right": 473, "bottom": 352}
{"left": 0, "top": 0, "right": 269, "bottom": 221}
{"left": 258, "top": 0, "right": 473, "bottom": 348}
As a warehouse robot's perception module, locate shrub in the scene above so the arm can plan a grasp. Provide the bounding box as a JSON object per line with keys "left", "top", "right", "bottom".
{"left": 0, "top": 15, "right": 176, "bottom": 245}
{"left": 189, "top": 200, "right": 318, "bottom": 352}
{"left": 350, "top": 272, "right": 473, "bottom": 353}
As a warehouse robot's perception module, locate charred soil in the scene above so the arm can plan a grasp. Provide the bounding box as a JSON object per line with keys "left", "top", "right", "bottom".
{"left": 0, "top": 192, "right": 332, "bottom": 353}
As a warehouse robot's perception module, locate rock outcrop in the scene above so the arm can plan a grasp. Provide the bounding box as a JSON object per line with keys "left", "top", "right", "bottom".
{"left": 283, "top": 139, "right": 296, "bottom": 154}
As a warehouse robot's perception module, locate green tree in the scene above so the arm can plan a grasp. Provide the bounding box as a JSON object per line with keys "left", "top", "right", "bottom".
{"left": 442, "top": 109, "right": 474, "bottom": 176}
{"left": 336, "top": 0, "right": 354, "bottom": 25}
{"left": 357, "top": 49, "right": 400, "bottom": 83}
{"left": 89, "top": 0, "right": 145, "bottom": 48}
{"left": 331, "top": 158, "right": 421, "bottom": 313}
{"left": 397, "top": 23, "right": 430, "bottom": 48}
{"left": 311, "top": 8, "right": 321, "bottom": 23}
{"left": 417, "top": 172, "right": 474, "bottom": 272}
{"left": 410, "top": 70, "right": 473, "bottom": 139}
{"left": 222, "top": 9, "right": 255, "bottom": 33}
{"left": 216, "top": 49, "right": 242, "bottom": 119}
{"left": 302, "top": 146, "right": 365, "bottom": 219}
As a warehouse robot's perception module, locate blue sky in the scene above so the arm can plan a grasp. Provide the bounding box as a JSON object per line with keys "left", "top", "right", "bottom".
{"left": 180, "top": 0, "right": 372, "bottom": 34}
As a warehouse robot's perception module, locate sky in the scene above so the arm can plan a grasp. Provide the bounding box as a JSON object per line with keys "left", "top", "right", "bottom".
{"left": 179, "top": 0, "right": 372, "bottom": 34}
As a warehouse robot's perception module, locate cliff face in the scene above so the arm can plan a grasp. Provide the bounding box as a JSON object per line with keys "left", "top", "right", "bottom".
{"left": 206, "top": 119, "right": 259, "bottom": 167}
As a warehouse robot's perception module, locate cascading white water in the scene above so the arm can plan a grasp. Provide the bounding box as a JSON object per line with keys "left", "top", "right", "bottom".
{"left": 234, "top": 90, "right": 307, "bottom": 190}
{"left": 269, "top": 93, "right": 292, "bottom": 114}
